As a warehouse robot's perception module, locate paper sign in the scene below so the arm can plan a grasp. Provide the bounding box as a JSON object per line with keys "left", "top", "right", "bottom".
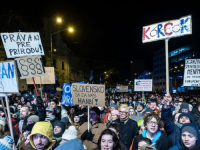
{"left": 15, "top": 55, "right": 45, "bottom": 79}
{"left": 62, "top": 83, "right": 73, "bottom": 105}
{"left": 142, "top": 15, "right": 192, "bottom": 43}
{"left": 72, "top": 83, "right": 105, "bottom": 107}
{"left": 183, "top": 59, "right": 200, "bottom": 86}
{"left": 116, "top": 86, "right": 128, "bottom": 92}
{"left": 1, "top": 32, "right": 44, "bottom": 58}
{"left": 134, "top": 79, "right": 152, "bottom": 91}
{"left": 0, "top": 61, "right": 19, "bottom": 93}
{"left": 26, "top": 67, "right": 55, "bottom": 84}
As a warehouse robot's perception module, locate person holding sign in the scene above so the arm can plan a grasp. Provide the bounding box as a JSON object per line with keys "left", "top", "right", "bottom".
{"left": 78, "top": 107, "right": 107, "bottom": 150}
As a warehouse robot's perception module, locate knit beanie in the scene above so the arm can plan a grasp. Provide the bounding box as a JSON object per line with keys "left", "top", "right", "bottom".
{"left": 90, "top": 107, "right": 100, "bottom": 116}
{"left": 62, "top": 126, "right": 77, "bottom": 140}
{"left": 111, "top": 110, "right": 119, "bottom": 116}
{"left": 0, "top": 136, "right": 14, "bottom": 150}
{"left": 24, "top": 123, "right": 35, "bottom": 132}
{"left": 46, "top": 107, "right": 54, "bottom": 113}
{"left": 110, "top": 104, "right": 118, "bottom": 110}
{"left": 27, "top": 115, "right": 39, "bottom": 123}
{"left": 180, "top": 102, "right": 189, "bottom": 111}
{"left": 182, "top": 126, "right": 198, "bottom": 139}
{"left": 0, "top": 117, "right": 6, "bottom": 126}
{"left": 178, "top": 113, "right": 193, "bottom": 123}
{"left": 55, "top": 139, "right": 84, "bottom": 150}
{"left": 53, "top": 120, "right": 66, "bottom": 133}
{"left": 60, "top": 117, "right": 70, "bottom": 126}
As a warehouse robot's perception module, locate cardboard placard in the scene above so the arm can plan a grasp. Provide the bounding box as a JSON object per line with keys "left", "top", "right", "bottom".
{"left": 1, "top": 32, "right": 44, "bottom": 58}
{"left": 26, "top": 67, "right": 55, "bottom": 84}
{"left": 72, "top": 83, "right": 105, "bottom": 107}
{"left": 15, "top": 55, "right": 45, "bottom": 79}
{"left": 116, "top": 86, "right": 128, "bottom": 92}
{"left": 142, "top": 15, "right": 192, "bottom": 43}
{"left": 183, "top": 59, "right": 200, "bottom": 86}
{"left": 134, "top": 79, "right": 152, "bottom": 91}
{"left": 0, "top": 61, "right": 19, "bottom": 93}
{"left": 62, "top": 83, "right": 73, "bottom": 105}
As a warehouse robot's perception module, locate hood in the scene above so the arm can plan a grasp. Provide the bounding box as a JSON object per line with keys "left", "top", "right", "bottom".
{"left": 29, "top": 121, "right": 56, "bottom": 149}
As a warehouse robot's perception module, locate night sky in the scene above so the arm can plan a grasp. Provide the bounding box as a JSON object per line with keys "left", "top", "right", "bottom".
{"left": 1, "top": 1, "right": 200, "bottom": 73}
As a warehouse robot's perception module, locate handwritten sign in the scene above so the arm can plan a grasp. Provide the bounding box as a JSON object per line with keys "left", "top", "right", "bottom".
{"left": 15, "top": 55, "right": 45, "bottom": 79}
{"left": 1, "top": 32, "right": 44, "bottom": 58}
{"left": 142, "top": 15, "right": 192, "bottom": 43}
{"left": 183, "top": 59, "right": 200, "bottom": 86}
{"left": 134, "top": 79, "right": 152, "bottom": 91}
{"left": 62, "top": 83, "right": 73, "bottom": 105}
{"left": 0, "top": 61, "right": 19, "bottom": 93}
{"left": 72, "top": 83, "right": 105, "bottom": 107}
{"left": 26, "top": 67, "right": 55, "bottom": 84}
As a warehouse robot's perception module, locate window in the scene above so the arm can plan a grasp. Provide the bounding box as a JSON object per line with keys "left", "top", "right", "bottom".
{"left": 62, "top": 62, "right": 65, "bottom": 70}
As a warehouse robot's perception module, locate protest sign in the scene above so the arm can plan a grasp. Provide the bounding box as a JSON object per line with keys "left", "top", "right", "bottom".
{"left": 134, "top": 79, "right": 152, "bottom": 91}
{"left": 15, "top": 55, "right": 45, "bottom": 79}
{"left": 116, "top": 86, "right": 128, "bottom": 92}
{"left": 1, "top": 32, "right": 44, "bottom": 58}
{"left": 183, "top": 59, "right": 200, "bottom": 86}
{"left": 142, "top": 15, "right": 192, "bottom": 43}
{"left": 72, "top": 83, "right": 105, "bottom": 107}
{"left": 0, "top": 61, "right": 19, "bottom": 93}
{"left": 26, "top": 67, "right": 55, "bottom": 84}
{"left": 62, "top": 83, "right": 73, "bottom": 105}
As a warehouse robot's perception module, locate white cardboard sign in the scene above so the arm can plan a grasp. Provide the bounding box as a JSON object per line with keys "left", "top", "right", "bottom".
{"left": 0, "top": 61, "right": 19, "bottom": 93}
{"left": 26, "top": 67, "right": 55, "bottom": 84}
{"left": 134, "top": 79, "right": 152, "bottom": 91}
{"left": 183, "top": 59, "right": 200, "bottom": 86}
{"left": 1, "top": 32, "right": 44, "bottom": 58}
{"left": 15, "top": 55, "right": 45, "bottom": 79}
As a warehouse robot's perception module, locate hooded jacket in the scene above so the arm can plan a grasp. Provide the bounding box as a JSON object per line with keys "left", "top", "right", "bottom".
{"left": 29, "top": 122, "right": 56, "bottom": 150}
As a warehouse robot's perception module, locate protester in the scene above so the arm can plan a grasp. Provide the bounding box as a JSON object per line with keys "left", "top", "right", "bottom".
{"left": 138, "top": 138, "right": 152, "bottom": 150}
{"left": 130, "top": 103, "right": 145, "bottom": 122}
{"left": 106, "top": 110, "right": 120, "bottom": 127}
{"left": 51, "top": 99, "right": 61, "bottom": 120}
{"left": 45, "top": 107, "right": 57, "bottom": 124}
{"left": 0, "top": 136, "right": 14, "bottom": 150}
{"left": 72, "top": 112, "right": 82, "bottom": 130}
{"left": 53, "top": 120, "right": 66, "bottom": 144}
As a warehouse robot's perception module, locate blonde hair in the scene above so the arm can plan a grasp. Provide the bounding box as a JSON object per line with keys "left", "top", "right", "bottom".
{"left": 0, "top": 124, "right": 5, "bottom": 137}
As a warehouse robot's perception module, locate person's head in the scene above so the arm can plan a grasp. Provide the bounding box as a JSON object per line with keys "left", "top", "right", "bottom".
{"left": 0, "top": 107, "right": 5, "bottom": 118}
{"left": 98, "top": 129, "right": 121, "bottom": 150}
{"left": 46, "top": 107, "right": 54, "bottom": 116}
{"left": 150, "top": 100, "right": 157, "bottom": 111}
{"left": 174, "top": 100, "right": 179, "bottom": 107}
{"left": 90, "top": 107, "right": 100, "bottom": 124}
{"left": 178, "top": 113, "right": 193, "bottom": 124}
{"left": 70, "top": 106, "right": 78, "bottom": 114}
{"left": 138, "top": 138, "right": 152, "bottom": 150}
{"left": 144, "top": 112, "right": 162, "bottom": 134}
{"left": 27, "top": 115, "right": 39, "bottom": 125}
{"left": 137, "top": 103, "right": 144, "bottom": 112}
{"left": 175, "top": 105, "right": 180, "bottom": 114}
{"left": 20, "top": 105, "right": 30, "bottom": 119}
{"left": 17, "top": 104, "right": 22, "bottom": 110}
{"left": 108, "top": 123, "right": 120, "bottom": 137}
{"left": 110, "top": 104, "right": 117, "bottom": 111}
{"left": 175, "top": 113, "right": 181, "bottom": 122}
{"left": 33, "top": 98, "right": 37, "bottom": 105}
{"left": 189, "top": 104, "right": 193, "bottom": 112}
{"left": 73, "top": 112, "right": 80, "bottom": 123}
{"left": 110, "top": 110, "right": 119, "bottom": 121}
{"left": 129, "top": 108, "right": 134, "bottom": 116}
{"left": 180, "top": 102, "right": 189, "bottom": 113}
{"left": 29, "top": 122, "right": 54, "bottom": 150}
{"left": 50, "top": 100, "right": 58, "bottom": 109}
{"left": 61, "top": 126, "right": 77, "bottom": 144}
{"left": 23, "top": 123, "right": 35, "bottom": 140}
{"left": 0, "top": 124, "right": 5, "bottom": 137}
{"left": 53, "top": 121, "right": 65, "bottom": 135}
{"left": 181, "top": 123, "right": 200, "bottom": 149}
{"left": 119, "top": 105, "right": 129, "bottom": 120}
{"left": 111, "top": 100, "right": 115, "bottom": 104}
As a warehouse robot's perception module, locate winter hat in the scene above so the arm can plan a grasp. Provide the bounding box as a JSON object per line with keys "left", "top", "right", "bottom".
{"left": 46, "top": 107, "right": 54, "bottom": 113}
{"left": 71, "top": 106, "right": 78, "bottom": 113}
{"left": 0, "top": 136, "right": 14, "bottom": 150}
{"left": 0, "top": 117, "right": 6, "bottom": 126}
{"left": 24, "top": 123, "right": 35, "bottom": 132}
{"left": 178, "top": 113, "right": 194, "bottom": 123}
{"left": 55, "top": 139, "right": 84, "bottom": 150}
{"left": 111, "top": 110, "right": 119, "bottom": 116}
{"left": 62, "top": 126, "right": 77, "bottom": 140}
{"left": 90, "top": 107, "right": 100, "bottom": 116}
{"left": 180, "top": 102, "right": 189, "bottom": 111}
{"left": 175, "top": 105, "right": 180, "bottom": 110}
{"left": 53, "top": 120, "right": 66, "bottom": 133}
{"left": 61, "top": 117, "right": 70, "bottom": 126}
{"left": 27, "top": 115, "right": 39, "bottom": 123}
{"left": 110, "top": 104, "right": 118, "bottom": 110}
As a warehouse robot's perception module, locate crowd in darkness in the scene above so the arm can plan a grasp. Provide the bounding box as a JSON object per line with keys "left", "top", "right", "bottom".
{"left": 0, "top": 92, "right": 200, "bottom": 150}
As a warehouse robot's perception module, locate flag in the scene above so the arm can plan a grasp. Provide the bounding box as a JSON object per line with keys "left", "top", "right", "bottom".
{"left": 138, "top": 71, "right": 150, "bottom": 79}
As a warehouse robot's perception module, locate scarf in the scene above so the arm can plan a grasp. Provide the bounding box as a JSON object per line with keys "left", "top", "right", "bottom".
{"left": 175, "top": 121, "right": 183, "bottom": 129}
{"left": 142, "top": 129, "right": 161, "bottom": 145}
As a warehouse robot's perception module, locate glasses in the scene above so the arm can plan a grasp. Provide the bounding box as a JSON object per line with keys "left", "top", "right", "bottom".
{"left": 119, "top": 111, "right": 128, "bottom": 114}
{"left": 147, "top": 121, "right": 158, "bottom": 126}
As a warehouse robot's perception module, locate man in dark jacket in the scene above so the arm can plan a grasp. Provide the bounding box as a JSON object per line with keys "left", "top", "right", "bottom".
{"left": 132, "top": 112, "right": 172, "bottom": 150}
{"left": 119, "top": 105, "right": 138, "bottom": 149}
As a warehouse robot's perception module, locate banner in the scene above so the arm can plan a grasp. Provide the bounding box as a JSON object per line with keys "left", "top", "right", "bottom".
{"left": 134, "top": 79, "right": 152, "bottom": 91}
{"left": 183, "top": 59, "right": 200, "bottom": 86}
{"left": 0, "top": 61, "right": 19, "bottom": 93}
{"left": 15, "top": 55, "right": 45, "bottom": 79}
{"left": 1, "top": 32, "right": 44, "bottom": 58}
{"left": 26, "top": 67, "right": 55, "bottom": 84}
{"left": 142, "top": 15, "right": 192, "bottom": 43}
{"left": 62, "top": 83, "right": 73, "bottom": 105}
{"left": 72, "top": 83, "right": 105, "bottom": 107}
{"left": 116, "top": 86, "right": 128, "bottom": 92}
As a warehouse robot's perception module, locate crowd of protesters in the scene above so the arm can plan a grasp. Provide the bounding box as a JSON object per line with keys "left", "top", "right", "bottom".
{"left": 0, "top": 92, "right": 200, "bottom": 150}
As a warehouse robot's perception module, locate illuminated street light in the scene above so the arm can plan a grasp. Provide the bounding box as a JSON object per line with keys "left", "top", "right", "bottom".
{"left": 181, "top": 64, "right": 183, "bottom": 66}
{"left": 175, "top": 66, "right": 177, "bottom": 69}
{"left": 68, "top": 27, "right": 74, "bottom": 32}
{"left": 57, "top": 18, "right": 62, "bottom": 23}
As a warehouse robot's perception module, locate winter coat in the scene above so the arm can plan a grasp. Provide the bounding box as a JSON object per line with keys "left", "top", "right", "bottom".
{"left": 29, "top": 121, "right": 56, "bottom": 150}
{"left": 129, "top": 111, "right": 144, "bottom": 122}
{"left": 161, "top": 107, "right": 181, "bottom": 146}
{"left": 72, "top": 122, "right": 81, "bottom": 130}
{"left": 132, "top": 132, "right": 172, "bottom": 150}
{"left": 119, "top": 118, "right": 138, "bottom": 149}
{"left": 78, "top": 122, "right": 107, "bottom": 150}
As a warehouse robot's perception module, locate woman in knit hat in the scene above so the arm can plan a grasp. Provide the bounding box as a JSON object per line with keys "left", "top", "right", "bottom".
{"left": 0, "top": 136, "right": 14, "bottom": 150}
{"left": 53, "top": 120, "right": 66, "bottom": 143}
{"left": 72, "top": 112, "right": 82, "bottom": 130}
{"left": 106, "top": 110, "right": 120, "bottom": 127}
